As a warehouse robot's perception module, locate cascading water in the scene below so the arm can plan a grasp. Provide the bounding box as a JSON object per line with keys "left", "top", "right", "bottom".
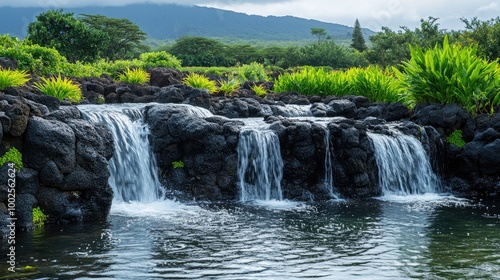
{"left": 237, "top": 127, "right": 284, "bottom": 202}
{"left": 322, "top": 128, "right": 340, "bottom": 199}
{"left": 79, "top": 105, "right": 164, "bottom": 203}
{"left": 368, "top": 131, "right": 441, "bottom": 196}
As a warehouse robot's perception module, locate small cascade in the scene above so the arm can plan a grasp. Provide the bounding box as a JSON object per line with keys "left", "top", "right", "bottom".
{"left": 80, "top": 105, "right": 164, "bottom": 203}
{"left": 322, "top": 128, "right": 340, "bottom": 199}
{"left": 237, "top": 128, "right": 284, "bottom": 201}
{"left": 368, "top": 131, "right": 440, "bottom": 196}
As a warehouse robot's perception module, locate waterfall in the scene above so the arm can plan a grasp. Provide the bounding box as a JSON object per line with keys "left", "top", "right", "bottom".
{"left": 79, "top": 105, "right": 164, "bottom": 203}
{"left": 237, "top": 128, "right": 283, "bottom": 201}
{"left": 323, "top": 128, "right": 339, "bottom": 199}
{"left": 368, "top": 131, "right": 440, "bottom": 196}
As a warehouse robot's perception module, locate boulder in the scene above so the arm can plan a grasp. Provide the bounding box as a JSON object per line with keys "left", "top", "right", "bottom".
{"left": 148, "top": 68, "right": 183, "bottom": 87}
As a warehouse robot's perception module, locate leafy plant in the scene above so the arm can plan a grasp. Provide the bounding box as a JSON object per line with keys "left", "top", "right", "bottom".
{"left": 140, "top": 51, "right": 182, "bottom": 69}
{"left": 95, "top": 59, "right": 144, "bottom": 79}
{"left": 274, "top": 67, "right": 351, "bottom": 96}
{"left": 0, "top": 44, "right": 68, "bottom": 75}
{"left": 395, "top": 36, "right": 500, "bottom": 115}
{"left": 251, "top": 84, "right": 267, "bottom": 96}
{"left": 118, "top": 67, "right": 150, "bottom": 84}
{"left": 217, "top": 79, "right": 240, "bottom": 96}
{"left": 446, "top": 129, "right": 466, "bottom": 149}
{"left": 172, "top": 161, "right": 185, "bottom": 169}
{"left": 347, "top": 66, "right": 402, "bottom": 102}
{"left": 32, "top": 207, "right": 47, "bottom": 227}
{"left": 34, "top": 75, "right": 82, "bottom": 103}
{"left": 0, "top": 68, "right": 30, "bottom": 90}
{"left": 237, "top": 62, "right": 268, "bottom": 83}
{"left": 183, "top": 73, "right": 217, "bottom": 93}
{"left": 0, "top": 147, "right": 23, "bottom": 171}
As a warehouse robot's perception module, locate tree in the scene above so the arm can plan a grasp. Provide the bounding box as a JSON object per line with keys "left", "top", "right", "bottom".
{"left": 169, "top": 37, "right": 230, "bottom": 67}
{"left": 27, "top": 10, "right": 107, "bottom": 63}
{"left": 459, "top": 17, "right": 500, "bottom": 61}
{"left": 351, "top": 19, "right": 367, "bottom": 52}
{"left": 80, "top": 14, "right": 148, "bottom": 60}
{"left": 310, "top": 27, "right": 328, "bottom": 44}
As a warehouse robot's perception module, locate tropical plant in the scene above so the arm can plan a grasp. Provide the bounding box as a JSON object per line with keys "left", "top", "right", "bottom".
{"left": 0, "top": 147, "right": 23, "bottom": 170}
{"left": 183, "top": 73, "right": 217, "bottom": 93}
{"left": 0, "top": 43, "right": 68, "bottom": 75}
{"left": 118, "top": 67, "right": 150, "bottom": 84}
{"left": 274, "top": 67, "right": 351, "bottom": 96}
{"left": 139, "top": 51, "right": 182, "bottom": 69}
{"left": 32, "top": 207, "right": 47, "bottom": 227}
{"left": 251, "top": 84, "right": 267, "bottom": 96}
{"left": 217, "top": 79, "right": 240, "bottom": 96}
{"left": 95, "top": 59, "right": 144, "bottom": 79}
{"left": 171, "top": 161, "right": 185, "bottom": 169}
{"left": 446, "top": 129, "right": 466, "bottom": 148}
{"left": 395, "top": 36, "right": 500, "bottom": 115}
{"left": 0, "top": 68, "right": 30, "bottom": 90}
{"left": 347, "top": 66, "right": 401, "bottom": 102}
{"left": 236, "top": 62, "right": 268, "bottom": 83}
{"left": 34, "top": 75, "right": 82, "bottom": 103}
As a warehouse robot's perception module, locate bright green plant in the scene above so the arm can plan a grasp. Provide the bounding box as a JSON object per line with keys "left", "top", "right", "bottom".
{"left": 140, "top": 51, "right": 182, "bottom": 69}
{"left": 251, "top": 84, "right": 267, "bottom": 96}
{"left": 0, "top": 68, "right": 30, "bottom": 90}
{"left": 274, "top": 67, "right": 351, "bottom": 96}
{"left": 0, "top": 147, "right": 23, "bottom": 171}
{"left": 217, "top": 79, "right": 240, "bottom": 96}
{"left": 95, "top": 59, "right": 144, "bottom": 79}
{"left": 34, "top": 75, "right": 82, "bottom": 103}
{"left": 347, "top": 66, "right": 402, "bottom": 102}
{"left": 0, "top": 44, "right": 68, "bottom": 75}
{"left": 446, "top": 129, "right": 466, "bottom": 149}
{"left": 237, "top": 62, "right": 268, "bottom": 83}
{"left": 183, "top": 73, "right": 217, "bottom": 93}
{"left": 32, "top": 207, "right": 47, "bottom": 227}
{"left": 172, "top": 161, "right": 185, "bottom": 169}
{"left": 118, "top": 67, "right": 150, "bottom": 84}
{"left": 395, "top": 36, "right": 500, "bottom": 115}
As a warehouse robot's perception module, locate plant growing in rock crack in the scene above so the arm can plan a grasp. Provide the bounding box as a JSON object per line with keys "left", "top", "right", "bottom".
{"left": 0, "top": 147, "right": 23, "bottom": 171}
{"left": 34, "top": 75, "right": 82, "bottom": 103}
{"left": 446, "top": 129, "right": 466, "bottom": 149}
{"left": 217, "top": 79, "right": 240, "bottom": 96}
{"left": 0, "top": 67, "right": 30, "bottom": 90}
{"left": 183, "top": 73, "right": 217, "bottom": 93}
{"left": 251, "top": 84, "right": 267, "bottom": 97}
{"left": 32, "top": 207, "right": 47, "bottom": 227}
{"left": 172, "top": 161, "right": 185, "bottom": 169}
{"left": 118, "top": 67, "right": 150, "bottom": 84}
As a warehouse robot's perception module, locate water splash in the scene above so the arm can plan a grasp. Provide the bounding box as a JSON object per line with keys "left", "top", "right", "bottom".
{"left": 80, "top": 105, "right": 164, "bottom": 203}
{"left": 237, "top": 128, "right": 283, "bottom": 201}
{"left": 368, "top": 131, "right": 441, "bottom": 196}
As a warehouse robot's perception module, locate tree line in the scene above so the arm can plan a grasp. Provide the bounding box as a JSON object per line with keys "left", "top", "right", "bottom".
{"left": 19, "top": 9, "right": 500, "bottom": 69}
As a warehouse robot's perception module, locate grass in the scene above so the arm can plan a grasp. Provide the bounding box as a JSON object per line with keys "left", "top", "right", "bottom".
{"left": 0, "top": 67, "right": 30, "bottom": 90}
{"left": 118, "top": 67, "right": 150, "bottom": 84}
{"left": 251, "top": 84, "right": 267, "bottom": 96}
{"left": 183, "top": 73, "right": 217, "bottom": 93}
{"left": 34, "top": 75, "right": 82, "bottom": 103}
{"left": 217, "top": 79, "right": 240, "bottom": 96}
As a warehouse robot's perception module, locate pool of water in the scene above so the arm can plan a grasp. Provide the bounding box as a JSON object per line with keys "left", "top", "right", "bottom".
{"left": 2, "top": 196, "right": 500, "bottom": 279}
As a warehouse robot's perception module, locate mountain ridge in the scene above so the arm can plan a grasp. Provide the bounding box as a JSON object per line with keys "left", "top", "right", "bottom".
{"left": 0, "top": 4, "right": 375, "bottom": 43}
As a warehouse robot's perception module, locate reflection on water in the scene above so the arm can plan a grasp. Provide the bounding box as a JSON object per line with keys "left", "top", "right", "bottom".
{"left": 1, "top": 198, "right": 500, "bottom": 279}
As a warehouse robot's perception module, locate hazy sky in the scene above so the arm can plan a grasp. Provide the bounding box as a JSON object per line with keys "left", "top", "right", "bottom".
{"left": 2, "top": 0, "right": 498, "bottom": 31}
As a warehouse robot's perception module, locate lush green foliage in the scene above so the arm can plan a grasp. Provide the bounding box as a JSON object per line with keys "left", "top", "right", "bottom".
{"left": 396, "top": 36, "right": 500, "bottom": 115}
{"left": 459, "top": 17, "right": 500, "bottom": 61}
{"left": 172, "top": 161, "right": 185, "bottom": 169}
{"left": 217, "top": 79, "right": 240, "bottom": 96}
{"left": 251, "top": 84, "right": 267, "bottom": 96}
{"left": 237, "top": 62, "right": 268, "bottom": 83}
{"left": 351, "top": 19, "right": 367, "bottom": 52}
{"left": 0, "top": 68, "right": 30, "bottom": 90}
{"left": 32, "top": 207, "right": 47, "bottom": 226}
{"left": 140, "top": 51, "right": 182, "bottom": 69}
{"left": 347, "top": 66, "right": 401, "bottom": 102}
{"left": 0, "top": 147, "right": 23, "bottom": 170}
{"left": 446, "top": 129, "right": 466, "bottom": 148}
{"left": 27, "top": 10, "right": 107, "bottom": 63}
{"left": 170, "top": 37, "right": 230, "bottom": 67}
{"left": 34, "top": 75, "right": 82, "bottom": 103}
{"left": 183, "top": 73, "right": 217, "bottom": 93}
{"left": 80, "top": 14, "right": 148, "bottom": 60}
{"left": 118, "top": 67, "right": 150, "bottom": 84}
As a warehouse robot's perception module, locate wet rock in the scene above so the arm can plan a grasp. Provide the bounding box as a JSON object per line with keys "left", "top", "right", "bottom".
{"left": 148, "top": 68, "right": 183, "bottom": 87}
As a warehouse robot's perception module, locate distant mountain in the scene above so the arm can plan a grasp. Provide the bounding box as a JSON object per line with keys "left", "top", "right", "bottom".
{"left": 0, "top": 4, "right": 375, "bottom": 43}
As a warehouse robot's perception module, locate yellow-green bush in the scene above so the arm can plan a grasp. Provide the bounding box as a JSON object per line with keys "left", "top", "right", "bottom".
{"left": 0, "top": 147, "right": 23, "bottom": 170}
{"left": 347, "top": 66, "right": 401, "bottom": 102}
{"left": 34, "top": 75, "right": 82, "bottom": 103}
{"left": 251, "top": 84, "right": 267, "bottom": 96}
{"left": 217, "top": 79, "right": 240, "bottom": 96}
{"left": 0, "top": 67, "right": 30, "bottom": 90}
{"left": 32, "top": 207, "right": 47, "bottom": 227}
{"left": 237, "top": 62, "right": 269, "bottom": 83}
{"left": 118, "top": 67, "right": 150, "bottom": 84}
{"left": 140, "top": 51, "right": 182, "bottom": 69}
{"left": 183, "top": 73, "right": 217, "bottom": 93}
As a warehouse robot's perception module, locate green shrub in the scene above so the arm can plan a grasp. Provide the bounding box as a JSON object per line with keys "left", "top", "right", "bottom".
{"left": 140, "top": 51, "right": 182, "bottom": 69}
{"left": 34, "top": 75, "right": 82, "bottom": 103}
{"left": 95, "top": 59, "right": 144, "bottom": 79}
{"left": 59, "top": 61, "right": 104, "bottom": 78}
{"left": 183, "top": 73, "right": 217, "bottom": 93}
{"left": 0, "top": 44, "right": 68, "bottom": 75}
{"left": 32, "top": 207, "right": 47, "bottom": 227}
{"left": 0, "top": 147, "right": 23, "bottom": 171}
{"left": 118, "top": 67, "right": 150, "bottom": 84}
{"left": 251, "top": 84, "right": 267, "bottom": 96}
{"left": 274, "top": 67, "right": 351, "bottom": 96}
{"left": 446, "top": 129, "right": 466, "bottom": 148}
{"left": 395, "top": 36, "right": 500, "bottom": 115}
{"left": 172, "top": 161, "right": 185, "bottom": 169}
{"left": 237, "top": 62, "right": 268, "bottom": 83}
{"left": 217, "top": 79, "right": 240, "bottom": 96}
{"left": 347, "top": 66, "right": 402, "bottom": 102}
{"left": 0, "top": 68, "right": 30, "bottom": 90}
